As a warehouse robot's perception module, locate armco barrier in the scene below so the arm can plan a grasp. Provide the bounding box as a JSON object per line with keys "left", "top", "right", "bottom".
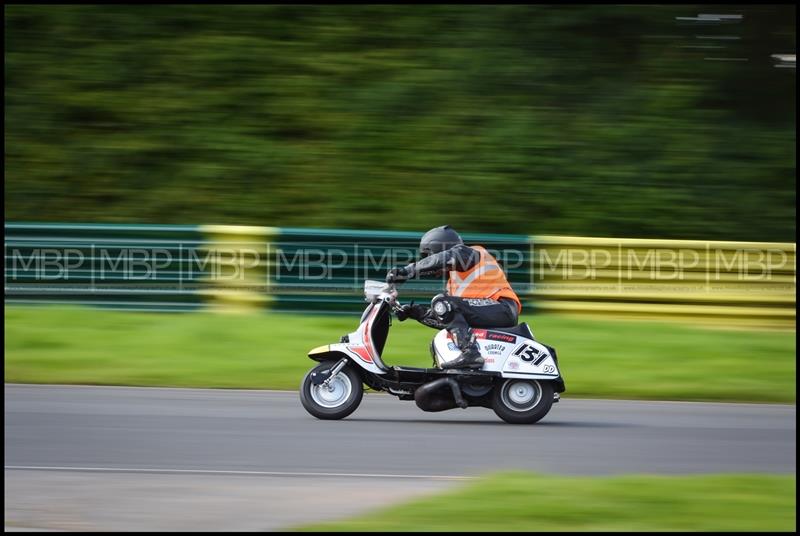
{"left": 531, "top": 236, "right": 796, "bottom": 329}
{"left": 4, "top": 222, "right": 532, "bottom": 314}
{"left": 200, "top": 225, "right": 533, "bottom": 314}
{"left": 4, "top": 223, "right": 795, "bottom": 328}
{"left": 4, "top": 223, "right": 207, "bottom": 312}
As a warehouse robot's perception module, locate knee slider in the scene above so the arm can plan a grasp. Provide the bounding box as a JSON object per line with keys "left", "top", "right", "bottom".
{"left": 430, "top": 294, "right": 455, "bottom": 323}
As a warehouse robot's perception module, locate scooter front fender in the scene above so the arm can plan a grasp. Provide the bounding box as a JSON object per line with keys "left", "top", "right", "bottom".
{"left": 307, "top": 343, "right": 388, "bottom": 375}
{"left": 307, "top": 345, "right": 341, "bottom": 362}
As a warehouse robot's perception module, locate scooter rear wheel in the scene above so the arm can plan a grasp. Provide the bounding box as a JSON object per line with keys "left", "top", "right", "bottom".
{"left": 300, "top": 361, "right": 363, "bottom": 420}
{"left": 491, "top": 379, "right": 554, "bottom": 424}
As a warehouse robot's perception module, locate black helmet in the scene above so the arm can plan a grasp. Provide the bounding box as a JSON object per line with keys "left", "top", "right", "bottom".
{"left": 419, "top": 225, "right": 463, "bottom": 258}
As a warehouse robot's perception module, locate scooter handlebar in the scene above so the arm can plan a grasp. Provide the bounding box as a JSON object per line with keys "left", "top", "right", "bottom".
{"left": 382, "top": 282, "right": 403, "bottom": 310}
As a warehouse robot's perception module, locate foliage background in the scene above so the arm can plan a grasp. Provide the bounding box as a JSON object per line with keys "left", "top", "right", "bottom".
{"left": 4, "top": 5, "right": 796, "bottom": 241}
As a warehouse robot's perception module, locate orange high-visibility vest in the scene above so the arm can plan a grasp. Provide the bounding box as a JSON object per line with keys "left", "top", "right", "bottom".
{"left": 447, "top": 246, "right": 522, "bottom": 313}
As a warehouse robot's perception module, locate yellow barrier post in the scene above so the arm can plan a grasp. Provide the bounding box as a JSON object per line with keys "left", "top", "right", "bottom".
{"left": 199, "top": 225, "right": 279, "bottom": 313}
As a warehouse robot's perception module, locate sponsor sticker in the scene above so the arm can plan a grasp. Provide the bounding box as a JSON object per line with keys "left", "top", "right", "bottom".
{"left": 483, "top": 343, "right": 507, "bottom": 356}
{"left": 486, "top": 331, "right": 516, "bottom": 343}
{"left": 465, "top": 298, "right": 499, "bottom": 306}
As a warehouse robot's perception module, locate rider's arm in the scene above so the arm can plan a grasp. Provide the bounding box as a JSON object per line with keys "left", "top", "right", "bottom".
{"left": 416, "top": 309, "right": 447, "bottom": 330}
{"left": 398, "top": 301, "right": 448, "bottom": 329}
{"left": 405, "top": 244, "right": 479, "bottom": 278}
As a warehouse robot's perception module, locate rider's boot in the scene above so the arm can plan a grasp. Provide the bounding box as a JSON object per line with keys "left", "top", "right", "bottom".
{"left": 441, "top": 328, "right": 484, "bottom": 370}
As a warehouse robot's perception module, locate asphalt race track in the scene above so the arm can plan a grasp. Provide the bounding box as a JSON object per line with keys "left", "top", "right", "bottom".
{"left": 4, "top": 384, "right": 796, "bottom": 531}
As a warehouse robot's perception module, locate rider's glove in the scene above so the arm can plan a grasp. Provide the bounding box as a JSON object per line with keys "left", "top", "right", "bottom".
{"left": 396, "top": 300, "right": 427, "bottom": 322}
{"left": 386, "top": 265, "right": 414, "bottom": 284}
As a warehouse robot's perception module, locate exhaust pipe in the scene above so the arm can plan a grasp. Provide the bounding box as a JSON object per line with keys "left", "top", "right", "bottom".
{"left": 414, "top": 377, "right": 468, "bottom": 412}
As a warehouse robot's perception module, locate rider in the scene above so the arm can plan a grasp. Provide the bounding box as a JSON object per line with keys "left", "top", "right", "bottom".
{"left": 386, "top": 225, "right": 522, "bottom": 369}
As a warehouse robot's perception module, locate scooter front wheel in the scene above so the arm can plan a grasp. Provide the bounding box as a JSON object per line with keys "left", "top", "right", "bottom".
{"left": 300, "top": 361, "right": 364, "bottom": 420}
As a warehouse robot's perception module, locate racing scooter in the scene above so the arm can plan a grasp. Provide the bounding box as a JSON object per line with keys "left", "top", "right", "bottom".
{"left": 300, "top": 279, "right": 566, "bottom": 424}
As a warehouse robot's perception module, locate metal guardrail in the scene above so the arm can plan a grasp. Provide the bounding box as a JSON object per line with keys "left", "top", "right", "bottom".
{"left": 4, "top": 223, "right": 796, "bottom": 328}
{"left": 199, "top": 224, "right": 533, "bottom": 313}
{"left": 4, "top": 222, "right": 532, "bottom": 314}
{"left": 4, "top": 223, "right": 208, "bottom": 312}
{"left": 532, "top": 236, "right": 796, "bottom": 329}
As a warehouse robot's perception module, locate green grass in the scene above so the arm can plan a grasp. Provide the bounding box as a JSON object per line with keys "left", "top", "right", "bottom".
{"left": 4, "top": 305, "right": 796, "bottom": 402}
{"left": 294, "top": 472, "right": 796, "bottom": 532}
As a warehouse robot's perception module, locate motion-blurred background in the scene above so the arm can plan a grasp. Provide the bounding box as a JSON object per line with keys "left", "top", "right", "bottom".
{"left": 5, "top": 4, "right": 796, "bottom": 240}
{"left": 4, "top": 4, "right": 796, "bottom": 532}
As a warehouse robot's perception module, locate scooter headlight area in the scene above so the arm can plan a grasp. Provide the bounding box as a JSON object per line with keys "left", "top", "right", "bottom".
{"left": 299, "top": 280, "right": 566, "bottom": 424}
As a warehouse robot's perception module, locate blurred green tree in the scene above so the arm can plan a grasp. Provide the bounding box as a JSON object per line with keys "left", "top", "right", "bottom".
{"left": 4, "top": 5, "right": 796, "bottom": 241}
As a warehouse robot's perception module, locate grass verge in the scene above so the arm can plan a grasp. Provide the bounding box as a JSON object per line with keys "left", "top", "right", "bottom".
{"left": 295, "top": 472, "right": 796, "bottom": 532}
{"left": 4, "top": 306, "right": 795, "bottom": 402}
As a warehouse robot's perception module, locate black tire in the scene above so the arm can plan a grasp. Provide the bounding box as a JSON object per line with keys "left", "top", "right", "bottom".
{"left": 299, "top": 361, "right": 363, "bottom": 420}
{"left": 491, "top": 379, "right": 554, "bottom": 424}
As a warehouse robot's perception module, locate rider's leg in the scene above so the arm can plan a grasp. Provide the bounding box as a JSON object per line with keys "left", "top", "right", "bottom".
{"left": 443, "top": 310, "right": 483, "bottom": 369}
{"left": 430, "top": 295, "right": 483, "bottom": 369}
{"left": 432, "top": 296, "right": 520, "bottom": 369}
{"left": 456, "top": 297, "right": 518, "bottom": 329}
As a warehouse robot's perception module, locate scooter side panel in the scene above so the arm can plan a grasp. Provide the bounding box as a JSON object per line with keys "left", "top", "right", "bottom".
{"left": 324, "top": 342, "right": 388, "bottom": 375}
{"left": 502, "top": 339, "right": 560, "bottom": 379}
{"left": 432, "top": 329, "right": 561, "bottom": 379}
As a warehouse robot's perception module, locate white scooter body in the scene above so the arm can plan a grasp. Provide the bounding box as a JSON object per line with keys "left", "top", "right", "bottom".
{"left": 325, "top": 300, "right": 393, "bottom": 376}
{"left": 323, "top": 280, "right": 561, "bottom": 380}
{"left": 432, "top": 328, "right": 560, "bottom": 380}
